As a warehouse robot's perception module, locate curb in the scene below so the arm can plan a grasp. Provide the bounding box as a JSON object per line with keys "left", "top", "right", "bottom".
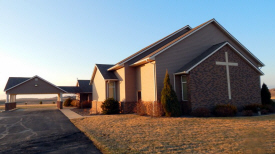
{"left": 0, "top": 108, "right": 18, "bottom": 112}
{"left": 9, "top": 108, "right": 18, "bottom": 112}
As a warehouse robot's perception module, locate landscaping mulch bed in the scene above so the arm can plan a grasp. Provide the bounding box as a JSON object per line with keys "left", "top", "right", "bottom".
{"left": 72, "top": 114, "right": 275, "bottom": 154}
{"left": 71, "top": 108, "right": 92, "bottom": 116}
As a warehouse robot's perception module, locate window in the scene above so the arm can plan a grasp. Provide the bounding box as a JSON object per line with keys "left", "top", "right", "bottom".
{"left": 107, "top": 81, "right": 116, "bottom": 99}
{"left": 181, "top": 76, "right": 188, "bottom": 101}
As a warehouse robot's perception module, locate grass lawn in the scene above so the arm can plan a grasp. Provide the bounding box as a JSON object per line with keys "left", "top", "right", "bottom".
{"left": 71, "top": 114, "right": 275, "bottom": 154}
{"left": 0, "top": 104, "right": 56, "bottom": 110}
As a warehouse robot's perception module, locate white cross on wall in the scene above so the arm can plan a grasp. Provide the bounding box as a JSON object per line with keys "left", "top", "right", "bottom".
{"left": 216, "top": 52, "right": 238, "bottom": 99}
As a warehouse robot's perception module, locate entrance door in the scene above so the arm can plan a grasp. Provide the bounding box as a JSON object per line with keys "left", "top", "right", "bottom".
{"left": 137, "top": 91, "right": 141, "bottom": 103}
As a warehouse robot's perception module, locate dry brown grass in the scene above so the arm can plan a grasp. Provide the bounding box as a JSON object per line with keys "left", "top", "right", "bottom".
{"left": 71, "top": 114, "right": 275, "bottom": 154}
{"left": 0, "top": 104, "right": 56, "bottom": 110}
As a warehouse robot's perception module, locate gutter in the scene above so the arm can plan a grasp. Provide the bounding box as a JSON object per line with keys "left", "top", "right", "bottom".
{"left": 107, "top": 64, "right": 124, "bottom": 71}
{"left": 130, "top": 58, "right": 154, "bottom": 67}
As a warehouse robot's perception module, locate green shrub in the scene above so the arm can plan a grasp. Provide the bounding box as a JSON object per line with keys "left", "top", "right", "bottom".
{"left": 40, "top": 101, "right": 42, "bottom": 104}
{"left": 261, "top": 83, "right": 273, "bottom": 105}
{"left": 214, "top": 104, "right": 237, "bottom": 117}
{"left": 53, "top": 102, "right": 55, "bottom": 104}
{"left": 242, "top": 110, "right": 253, "bottom": 116}
{"left": 191, "top": 107, "right": 211, "bottom": 117}
{"left": 161, "top": 70, "right": 181, "bottom": 117}
{"left": 261, "top": 109, "right": 269, "bottom": 115}
{"left": 101, "top": 98, "right": 120, "bottom": 114}
{"left": 77, "top": 100, "right": 91, "bottom": 109}
{"left": 243, "top": 104, "right": 262, "bottom": 113}
{"left": 64, "top": 98, "right": 72, "bottom": 107}
{"left": 262, "top": 104, "right": 275, "bottom": 113}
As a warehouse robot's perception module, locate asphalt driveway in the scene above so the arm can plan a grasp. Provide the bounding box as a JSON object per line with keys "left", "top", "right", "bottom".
{"left": 0, "top": 108, "right": 101, "bottom": 154}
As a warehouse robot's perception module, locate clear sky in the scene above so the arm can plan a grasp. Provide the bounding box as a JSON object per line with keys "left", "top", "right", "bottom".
{"left": 0, "top": 0, "right": 275, "bottom": 100}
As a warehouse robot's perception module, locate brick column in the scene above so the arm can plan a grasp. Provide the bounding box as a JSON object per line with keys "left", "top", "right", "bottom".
{"left": 5, "top": 102, "right": 16, "bottom": 111}
{"left": 57, "top": 101, "right": 63, "bottom": 109}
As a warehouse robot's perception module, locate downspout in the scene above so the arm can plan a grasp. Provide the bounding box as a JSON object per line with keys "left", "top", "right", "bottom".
{"left": 173, "top": 74, "right": 176, "bottom": 91}
{"left": 106, "top": 81, "right": 108, "bottom": 99}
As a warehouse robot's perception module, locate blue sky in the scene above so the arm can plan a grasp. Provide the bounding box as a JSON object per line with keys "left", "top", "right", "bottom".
{"left": 0, "top": 0, "right": 275, "bottom": 100}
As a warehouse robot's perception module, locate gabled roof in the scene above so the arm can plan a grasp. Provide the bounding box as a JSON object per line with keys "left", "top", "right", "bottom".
{"left": 4, "top": 75, "right": 67, "bottom": 92}
{"left": 141, "top": 19, "right": 212, "bottom": 60}
{"left": 4, "top": 77, "right": 30, "bottom": 91}
{"left": 58, "top": 86, "right": 82, "bottom": 93}
{"left": 137, "top": 19, "right": 264, "bottom": 67}
{"left": 90, "top": 64, "right": 118, "bottom": 84}
{"left": 77, "top": 80, "right": 92, "bottom": 93}
{"left": 108, "top": 25, "right": 192, "bottom": 71}
{"left": 57, "top": 80, "right": 92, "bottom": 93}
{"left": 175, "top": 42, "right": 264, "bottom": 75}
{"left": 97, "top": 64, "right": 118, "bottom": 79}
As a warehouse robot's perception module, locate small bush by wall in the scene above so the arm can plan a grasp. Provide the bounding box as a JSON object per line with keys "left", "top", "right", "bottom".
{"left": 120, "top": 102, "right": 137, "bottom": 114}
{"left": 191, "top": 107, "right": 211, "bottom": 117}
{"left": 64, "top": 98, "right": 72, "bottom": 107}
{"left": 261, "top": 109, "right": 269, "bottom": 115}
{"left": 70, "top": 100, "right": 79, "bottom": 107}
{"left": 154, "top": 102, "right": 165, "bottom": 117}
{"left": 101, "top": 98, "right": 120, "bottom": 114}
{"left": 262, "top": 104, "right": 275, "bottom": 113}
{"left": 136, "top": 101, "right": 164, "bottom": 117}
{"left": 242, "top": 110, "right": 253, "bottom": 116}
{"left": 77, "top": 100, "right": 91, "bottom": 109}
{"left": 214, "top": 104, "right": 237, "bottom": 117}
{"left": 40, "top": 101, "right": 42, "bottom": 104}
{"left": 136, "top": 102, "right": 148, "bottom": 116}
{"left": 243, "top": 104, "right": 261, "bottom": 113}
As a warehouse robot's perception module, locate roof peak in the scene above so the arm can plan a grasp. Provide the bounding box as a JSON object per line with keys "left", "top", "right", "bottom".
{"left": 108, "top": 25, "right": 192, "bottom": 71}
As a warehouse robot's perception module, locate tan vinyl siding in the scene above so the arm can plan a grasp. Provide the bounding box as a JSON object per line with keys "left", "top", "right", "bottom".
{"left": 92, "top": 70, "right": 106, "bottom": 102}
{"left": 124, "top": 64, "right": 136, "bottom": 102}
{"left": 114, "top": 67, "right": 126, "bottom": 102}
{"left": 7, "top": 78, "right": 63, "bottom": 94}
{"left": 136, "top": 62, "right": 155, "bottom": 101}
{"left": 155, "top": 22, "right": 258, "bottom": 101}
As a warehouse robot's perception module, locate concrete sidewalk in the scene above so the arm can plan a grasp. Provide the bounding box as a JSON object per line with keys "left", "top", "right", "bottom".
{"left": 59, "top": 107, "right": 83, "bottom": 119}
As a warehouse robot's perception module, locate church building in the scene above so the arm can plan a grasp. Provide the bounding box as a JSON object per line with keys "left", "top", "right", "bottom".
{"left": 90, "top": 19, "right": 264, "bottom": 115}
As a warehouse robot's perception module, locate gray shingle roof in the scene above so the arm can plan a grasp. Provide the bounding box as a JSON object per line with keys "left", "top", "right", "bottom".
{"left": 4, "top": 77, "right": 31, "bottom": 91}
{"left": 58, "top": 80, "right": 92, "bottom": 93}
{"left": 116, "top": 25, "right": 191, "bottom": 65}
{"left": 77, "top": 80, "right": 92, "bottom": 93}
{"left": 4, "top": 77, "right": 92, "bottom": 93}
{"left": 176, "top": 42, "right": 226, "bottom": 73}
{"left": 58, "top": 86, "right": 82, "bottom": 93}
{"left": 96, "top": 64, "right": 118, "bottom": 80}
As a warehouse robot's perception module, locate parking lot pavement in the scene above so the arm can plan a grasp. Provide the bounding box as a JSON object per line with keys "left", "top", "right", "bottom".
{"left": 0, "top": 108, "right": 101, "bottom": 154}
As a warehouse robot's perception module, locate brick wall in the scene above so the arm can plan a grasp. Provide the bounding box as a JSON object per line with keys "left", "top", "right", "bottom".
{"left": 90, "top": 101, "right": 103, "bottom": 114}
{"left": 188, "top": 45, "right": 261, "bottom": 111}
{"left": 120, "top": 102, "right": 137, "bottom": 114}
{"left": 5, "top": 102, "right": 16, "bottom": 111}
